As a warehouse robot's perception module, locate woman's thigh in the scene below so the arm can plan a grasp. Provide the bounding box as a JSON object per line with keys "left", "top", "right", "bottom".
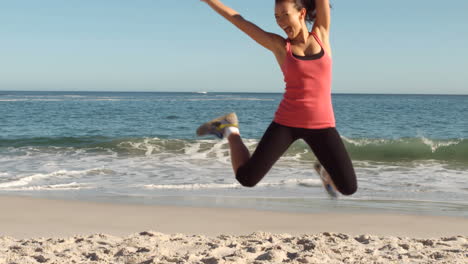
{"left": 236, "top": 121, "right": 297, "bottom": 187}
{"left": 302, "top": 127, "right": 357, "bottom": 195}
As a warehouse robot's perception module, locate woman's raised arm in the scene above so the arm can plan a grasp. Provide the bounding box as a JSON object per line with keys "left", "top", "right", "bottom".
{"left": 201, "top": 0, "right": 284, "bottom": 53}
{"left": 313, "top": 0, "right": 331, "bottom": 33}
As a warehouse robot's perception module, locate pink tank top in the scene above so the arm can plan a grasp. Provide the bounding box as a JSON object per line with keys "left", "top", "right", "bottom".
{"left": 273, "top": 31, "right": 335, "bottom": 129}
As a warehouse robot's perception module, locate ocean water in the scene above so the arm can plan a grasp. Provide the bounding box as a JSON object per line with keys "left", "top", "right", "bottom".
{"left": 0, "top": 91, "right": 467, "bottom": 216}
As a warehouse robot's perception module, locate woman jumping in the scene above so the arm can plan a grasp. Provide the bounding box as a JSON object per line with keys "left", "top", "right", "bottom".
{"left": 196, "top": 0, "right": 357, "bottom": 197}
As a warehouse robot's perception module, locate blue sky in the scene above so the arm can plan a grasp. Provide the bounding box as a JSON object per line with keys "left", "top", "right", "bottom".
{"left": 1, "top": 0, "right": 467, "bottom": 94}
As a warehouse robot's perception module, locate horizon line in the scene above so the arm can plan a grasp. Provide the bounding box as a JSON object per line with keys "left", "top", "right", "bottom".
{"left": 1, "top": 90, "right": 468, "bottom": 96}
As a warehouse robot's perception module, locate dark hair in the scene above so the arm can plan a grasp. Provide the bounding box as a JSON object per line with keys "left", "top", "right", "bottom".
{"left": 275, "top": 0, "right": 331, "bottom": 25}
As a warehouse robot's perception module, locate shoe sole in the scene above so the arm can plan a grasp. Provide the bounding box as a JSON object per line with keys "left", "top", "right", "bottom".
{"left": 314, "top": 162, "right": 338, "bottom": 199}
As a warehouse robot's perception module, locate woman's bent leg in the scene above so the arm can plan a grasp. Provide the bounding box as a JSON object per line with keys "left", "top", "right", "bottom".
{"left": 231, "top": 122, "right": 296, "bottom": 187}
{"left": 303, "top": 128, "right": 357, "bottom": 195}
{"left": 227, "top": 133, "right": 250, "bottom": 174}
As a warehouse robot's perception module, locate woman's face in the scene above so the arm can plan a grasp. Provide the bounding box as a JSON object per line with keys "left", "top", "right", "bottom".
{"left": 275, "top": 1, "right": 306, "bottom": 39}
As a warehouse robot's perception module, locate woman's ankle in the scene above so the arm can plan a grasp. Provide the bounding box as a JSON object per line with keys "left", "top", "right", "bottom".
{"left": 224, "top": 126, "right": 240, "bottom": 139}
{"left": 227, "top": 132, "right": 241, "bottom": 141}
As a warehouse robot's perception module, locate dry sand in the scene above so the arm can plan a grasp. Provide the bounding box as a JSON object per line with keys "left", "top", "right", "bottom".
{"left": 0, "top": 195, "right": 467, "bottom": 263}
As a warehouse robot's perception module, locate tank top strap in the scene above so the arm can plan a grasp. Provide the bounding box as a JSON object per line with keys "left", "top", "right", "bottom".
{"left": 285, "top": 38, "right": 291, "bottom": 52}
{"left": 311, "top": 31, "right": 324, "bottom": 49}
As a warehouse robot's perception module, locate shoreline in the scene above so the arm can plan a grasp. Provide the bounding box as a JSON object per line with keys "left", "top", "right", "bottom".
{"left": 1, "top": 195, "right": 467, "bottom": 239}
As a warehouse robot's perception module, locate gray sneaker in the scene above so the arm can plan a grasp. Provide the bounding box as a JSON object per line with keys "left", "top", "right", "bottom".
{"left": 314, "top": 161, "right": 338, "bottom": 198}
{"left": 196, "top": 112, "right": 239, "bottom": 139}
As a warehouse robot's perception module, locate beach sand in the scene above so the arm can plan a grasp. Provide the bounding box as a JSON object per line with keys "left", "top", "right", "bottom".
{"left": 0, "top": 195, "right": 467, "bottom": 263}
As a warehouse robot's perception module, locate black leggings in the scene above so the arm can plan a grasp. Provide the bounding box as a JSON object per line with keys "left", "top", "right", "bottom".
{"left": 235, "top": 121, "right": 357, "bottom": 195}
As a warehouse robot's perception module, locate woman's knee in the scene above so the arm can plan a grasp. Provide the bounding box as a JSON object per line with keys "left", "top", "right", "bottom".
{"left": 328, "top": 168, "right": 357, "bottom": 196}
{"left": 329, "top": 166, "right": 357, "bottom": 196}
{"left": 236, "top": 177, "right": 257, "bottom": 187}
{"left": 337, "top": 181, "right": 357, "bottom": 196}
{"left": 235, "top": 166, "right": 262, "bottom": 188}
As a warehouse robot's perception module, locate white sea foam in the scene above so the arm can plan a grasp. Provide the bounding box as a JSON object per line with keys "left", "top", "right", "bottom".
{"left": 179, "top": 139, "right": 232, "bottom": 163}
{"left": 341, "top": 136, "right": 388, "bottom": 146}
{"left": 341, "top": 136, "right": 463, "bottom": 154}
{"left": 0, "top": 168, "right": 115, "bottom": 189}
{"left": 420, "top": 136, "right": 461, "bottom": 152}
{"left": 281, "top": 178, "right": 322, "bottom": 187}
{"left": 183, "top": 142, "right": 202, "bottom": 156}
{"left": 143, "top": 178, "right": 322, "bottom": 190}
{"left": 1, "top": 142, "right": 467, "bottom": 216}
{"left": 118, "top": 138, "right": 162, "bottom": 156}
{"left": 0, "top": 171, "right": 68, "bottom": 188}
{"left": 144, "top": 183, "right": 240, "bottom": 190}
{"left": 1, "top": 182, "right": 92, "bottom": 191}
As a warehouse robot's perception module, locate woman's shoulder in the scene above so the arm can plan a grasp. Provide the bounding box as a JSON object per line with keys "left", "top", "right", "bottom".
{"left": 268, "top": 33, "right": 287, "bottom": 50}
{"left": 265, "top": 33, "right": 288, "bottom": 60}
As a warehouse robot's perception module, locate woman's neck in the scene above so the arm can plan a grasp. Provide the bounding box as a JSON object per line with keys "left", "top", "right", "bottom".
{"left": 290, "top": 24, "right": 309, "bottom": 45}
